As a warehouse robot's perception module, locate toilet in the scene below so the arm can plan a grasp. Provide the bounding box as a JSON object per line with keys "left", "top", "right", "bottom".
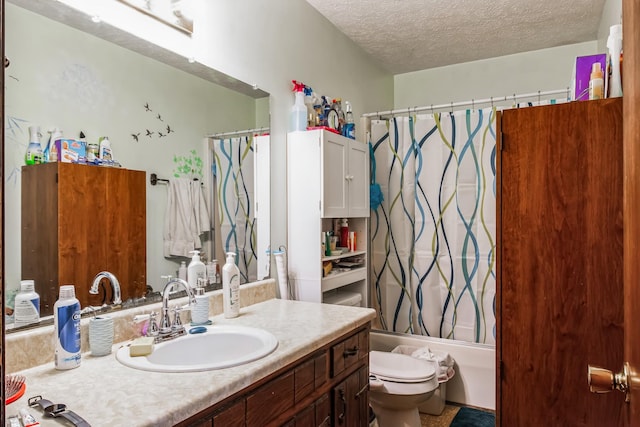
{"left": 368, "top": 350, "right": 439, "bottom": 427}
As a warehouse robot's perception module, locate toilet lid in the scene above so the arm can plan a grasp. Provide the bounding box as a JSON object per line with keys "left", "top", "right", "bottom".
{"left": 369, "top": 351, "right": 437, "bottom": 383}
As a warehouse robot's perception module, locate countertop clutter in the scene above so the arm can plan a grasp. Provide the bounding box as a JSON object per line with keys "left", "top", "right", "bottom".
{"left": 5, "top": 298, "right": 376, "bottom": 426}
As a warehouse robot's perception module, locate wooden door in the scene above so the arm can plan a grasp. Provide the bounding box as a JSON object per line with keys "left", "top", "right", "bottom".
{"left": 498, "top": 99, "right": 625, "bottom": 426}
{"left": 623, "top": 0, "right": 640, "bottom": 423}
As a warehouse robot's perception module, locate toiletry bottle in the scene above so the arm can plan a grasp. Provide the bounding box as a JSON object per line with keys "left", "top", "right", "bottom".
{"left": 343, "top": 101, "right": 355, "bottom": 139}
{"left": 54, "top": 285, "right": 81, "bottom": 370}
{"left": 340, "top": 218, "right": 349, "bottom": 249}
{"left": 607, "top": 24, "right": 623, "bottom": 98}
{"left": 333, "top": 98, "right": 345, "bottom": 134}
{"left": 99, "top": 136, "right": 112, "bottom": 161}
{"left": 222, "top": 252, "right": 240, "bottom": 318}
{"left": 589, "top": 62, "right": 604, "bottom": 100}
{"left": 191, "top": 278, "right": 210, "bottom": 324}
{"left": 178, "top": 261, "right": 187, "bottom": 282}
{"left": 44, "top": 127, "right": 63, "bottom": 163}
{"left": 187, "top": 250, "right": 206, "bottom": 289}
{"left": 290, "top": 80, "right": 307, "bottom": 132}
{"left": 304, "top": 86, "right": 317, "bottom": 128}
{"left": 25, "top": 125, "right": 43, "bottom": 165}
{"left": 13, "top": 279, "right": 40, "bottom": 328}
{"left": 206, "top": 260, "right": 217, "bottom": 285}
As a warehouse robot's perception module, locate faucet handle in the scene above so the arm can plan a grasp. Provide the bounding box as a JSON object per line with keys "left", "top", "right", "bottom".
{"left": 171, "top": 305, "right": 190, "bottom": 332}
{"left": 148, "top": 312, "right": 159, "bottom": 336}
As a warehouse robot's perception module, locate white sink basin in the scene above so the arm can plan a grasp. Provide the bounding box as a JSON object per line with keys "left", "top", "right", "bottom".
{"left": 116, "top": 325, "right": 278, "bottom": 372}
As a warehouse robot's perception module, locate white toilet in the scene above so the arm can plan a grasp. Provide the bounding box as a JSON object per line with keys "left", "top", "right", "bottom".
{"left": 368, "top": 350, "right": 439, "bottom": 427}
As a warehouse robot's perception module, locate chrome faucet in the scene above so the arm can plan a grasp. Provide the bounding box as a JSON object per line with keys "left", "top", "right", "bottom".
{"left": 159, "top": 278, "right": 196, "bottom": 338}
{"left": 89, "top": 271, "right": 122, "bottom": 305}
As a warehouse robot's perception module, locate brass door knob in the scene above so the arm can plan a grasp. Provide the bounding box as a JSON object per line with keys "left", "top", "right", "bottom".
{"left": 588, "top": 363, "right": 630, "bottom": 402}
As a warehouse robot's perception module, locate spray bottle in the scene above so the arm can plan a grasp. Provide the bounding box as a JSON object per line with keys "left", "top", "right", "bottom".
{"left": 44, "top": 127, "right": 63, "bottom": 163}
{"left": 290, "top": 80, "right": 307, "bottom": 132}
{"left": 25, "top": 126, "right": 43, "bottom": 165}
{"left": 343, "top": 101, "right": 355, "bottom": 139}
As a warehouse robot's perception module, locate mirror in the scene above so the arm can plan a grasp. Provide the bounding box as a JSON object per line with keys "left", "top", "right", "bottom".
{"left": 4, "top": 0, "right": 270, "bottom": 328}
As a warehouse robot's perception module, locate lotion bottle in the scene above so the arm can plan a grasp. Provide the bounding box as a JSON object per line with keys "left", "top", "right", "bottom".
{"left": 54, "top": 285, "right": 81, "bottom": 370}
{"left": 191, "top": 278, "right": 210, "bottom": 325}
{"left": 187, "top": 250, "right": 206, "bottom": 289}
{"left": 222, "top": 252, "right": 240, "bottom": 318}
{"left": 589, "top": 62, "right": 604, "bottom": 100}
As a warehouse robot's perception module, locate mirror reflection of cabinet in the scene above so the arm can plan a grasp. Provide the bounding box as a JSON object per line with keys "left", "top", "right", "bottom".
{"left": 21, "top": 163, "right": 147, "bottom": 315}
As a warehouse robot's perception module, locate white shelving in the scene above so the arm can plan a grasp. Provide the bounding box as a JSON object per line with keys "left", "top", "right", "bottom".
{"left": 287, "top": 129, "right": 369, "bottom": 306}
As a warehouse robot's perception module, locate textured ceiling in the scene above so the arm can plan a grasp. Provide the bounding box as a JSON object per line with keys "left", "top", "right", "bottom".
{"left": 305, "top": 0, "right": 607, "bottom": 74}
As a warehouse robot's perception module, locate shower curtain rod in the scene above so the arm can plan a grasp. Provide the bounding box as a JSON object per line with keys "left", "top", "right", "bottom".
{"left": 207, "top": 126, "right": 270, "bottom": 138}
{"left": 361, "top": 88, "right": 570, "bottom": 118}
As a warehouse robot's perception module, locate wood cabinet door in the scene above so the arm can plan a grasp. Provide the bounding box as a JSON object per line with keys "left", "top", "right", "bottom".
{"left": 498, "top": 99, "right": 625, "bottom": 426}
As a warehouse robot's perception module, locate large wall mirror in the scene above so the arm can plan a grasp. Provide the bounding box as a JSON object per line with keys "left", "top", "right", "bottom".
{"left": 4, "top": 0, "right": 270, "bottom": 328}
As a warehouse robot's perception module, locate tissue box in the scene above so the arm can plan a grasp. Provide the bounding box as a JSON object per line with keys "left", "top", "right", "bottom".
{"left": 55, "top": 138, "right": 86, "bottom": 163}
{"left": 570, "top": 54, "right": 607, "bottom": 101}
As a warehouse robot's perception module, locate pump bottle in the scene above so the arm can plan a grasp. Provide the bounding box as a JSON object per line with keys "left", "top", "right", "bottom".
{"left": 290, "top": 80, "right": 307, "bottom": 132}
{"left": 187, "top": 250, "right": 206, "bottom": 289}
{"left": 222, "top": 252, "right": 240, "bottom": 318}
{"left": 191, "top": 278, "right": 210, "bottom": 325}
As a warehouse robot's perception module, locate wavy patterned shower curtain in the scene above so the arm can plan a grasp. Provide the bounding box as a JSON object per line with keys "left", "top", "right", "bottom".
{"left": 213, "top": 136, "right": 257, "bottom": 283}
{"left": 370, "top": 109, "right": 496, "bottom": 344}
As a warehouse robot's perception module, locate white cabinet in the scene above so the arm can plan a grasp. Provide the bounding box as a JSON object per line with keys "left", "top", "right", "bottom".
{"left": 287, "top": 130, "right": 369, "bottom": 306}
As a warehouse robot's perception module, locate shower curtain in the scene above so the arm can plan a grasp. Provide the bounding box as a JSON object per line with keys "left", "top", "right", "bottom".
{"left": 370, "top": 109, "right": 497, "bottom": 344}
{"left": 212, "top": 136, "right": 257, "bottom": 283}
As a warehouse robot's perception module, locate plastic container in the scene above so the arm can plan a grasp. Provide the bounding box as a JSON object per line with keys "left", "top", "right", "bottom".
{"left": 178, "top": 261, "right": 187, "bottom": 282}
{"left": 290, "top": 80, "right": 307, "bottom": 132}
{"left": 607, "top": 24, "right": 623, "bottom": 98}
{"left": 589, "top": 62, "right": 604, "bottom": 100}
{"left": 44, "top": 128, "right": 63, "bottom": 163}
{"left": 191, "top": 278, "right": 210, "bottom": 324}
{"left": 99, "top": 136, "right": 112, "bottom": 161}
{"left": 206, "top": 260, "right": 218, "bottom": 285}
{"left": 340, "top": 219, "right": 349, "bottom": 249}
{"left": 222, "top": 252, "right": 240, "bottom": 318}
{"left": 54, "top": 285, "right": 81, "bottom": 370}
{"left": 13, "top": 280, "right": 40, "bottom": 328}
{"left": 343, "top": 101, "right": 355, "bottom": 139}
{"left": 187, "top": 250, "right": 206, "bottom": 289}
{"left": 25, "top": 126, "right": 43, "bottom": 165}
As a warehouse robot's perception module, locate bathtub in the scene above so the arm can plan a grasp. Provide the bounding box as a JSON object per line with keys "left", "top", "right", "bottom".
{"left": 370, "top": 329, "right": 495, "bottom": 410}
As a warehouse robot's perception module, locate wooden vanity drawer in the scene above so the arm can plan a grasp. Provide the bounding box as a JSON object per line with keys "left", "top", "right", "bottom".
{"left": 331, "top": 331, "right": 361, "bottom": 377}
{"left": 246, "top": 370, "right": 295, "bottom": 426}
{"left": 211, "top": 399, "right": 245, "bottom": 427}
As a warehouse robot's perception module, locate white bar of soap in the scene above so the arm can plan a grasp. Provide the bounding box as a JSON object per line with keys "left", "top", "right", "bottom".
{"left": 129, "top": 337, "right": 155, "bottom": 357}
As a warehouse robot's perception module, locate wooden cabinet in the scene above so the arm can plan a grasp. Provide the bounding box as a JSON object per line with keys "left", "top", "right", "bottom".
{"left": 287, "top": 130, "right": 369, "bottom": 306}
{"left": 178, "top": 325, "right": 370, "bottom": 427}
{"left": 497, "top": 99, "right": 624, "bottom": 426}
{"left": 21, "top": 162, "right": 147, "bottom": 315}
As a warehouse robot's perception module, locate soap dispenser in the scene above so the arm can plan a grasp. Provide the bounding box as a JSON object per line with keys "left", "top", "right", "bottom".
{"left": 191, "top": 278, "right": 210, "bottom": 325}
{"left": 187, "top": 250, "right": 206, "bottom": 289}
{"left": 222, "top": 252, "right": 240, "bottom": 318}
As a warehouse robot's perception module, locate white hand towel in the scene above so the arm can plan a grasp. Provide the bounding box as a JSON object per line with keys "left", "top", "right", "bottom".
{"left": 163, "top": 178, "right": 210, "bottom": 258}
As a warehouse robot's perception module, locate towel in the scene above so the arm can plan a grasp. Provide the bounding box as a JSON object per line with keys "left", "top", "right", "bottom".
{"left": 391, "top": 345, "right": 456, "bottom": 383}
{"left": 163, "top": 178, "right": 211, "bottom": 258}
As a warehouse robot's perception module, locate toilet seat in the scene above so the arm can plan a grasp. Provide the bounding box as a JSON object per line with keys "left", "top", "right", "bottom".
{"left": 370, "top": 351, "right": 437, "bottom": 383}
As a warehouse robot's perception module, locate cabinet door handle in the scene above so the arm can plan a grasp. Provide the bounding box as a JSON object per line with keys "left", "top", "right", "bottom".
{"left": 337, "top": 388, "right": 346, "bottom": 424}
{"left": 343, "top": 347, "right": 359, "bottom": 358}
{"left": 320, "top": 415, "right": 330, "bottom": 426}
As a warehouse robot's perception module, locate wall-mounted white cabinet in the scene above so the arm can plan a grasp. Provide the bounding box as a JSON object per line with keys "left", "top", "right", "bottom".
{"left": 287, "top": 129, "right": 370, "bottom": 307}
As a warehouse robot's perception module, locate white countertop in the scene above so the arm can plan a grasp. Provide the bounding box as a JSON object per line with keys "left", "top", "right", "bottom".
{"left": 6, "top": 299, "right": 376, "bottom": 426}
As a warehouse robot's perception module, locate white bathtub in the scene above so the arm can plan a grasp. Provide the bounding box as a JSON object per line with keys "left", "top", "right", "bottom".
{"left": 370, "top": 329, "right": 495, "bottom": 410}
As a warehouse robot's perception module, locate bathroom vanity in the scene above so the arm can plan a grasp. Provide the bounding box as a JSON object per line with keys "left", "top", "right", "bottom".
{"left": 5, "top": 296, "right": 376, "bottom": 426}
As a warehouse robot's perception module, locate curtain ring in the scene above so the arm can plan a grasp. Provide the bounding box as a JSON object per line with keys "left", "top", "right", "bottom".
{"left": 538, "top": 90, "right": 541, "bottom": 104}
{"left": 471, "top": 99, "right": 475, "bottom": 111}
{"left": 450, "top": 101, "right": 453, "bottom": 114}
{"left": 430, "top": 104, "right": 434, "bottom": 115}
{"left": 490, "top": 96, "right": 494, "bottom": 108}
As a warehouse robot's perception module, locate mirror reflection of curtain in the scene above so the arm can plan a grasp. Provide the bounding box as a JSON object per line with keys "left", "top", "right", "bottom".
{"left": 212, "top": 137, "right": 257, "bottom": 283}
{"left": 370, "top": 110, "right": 497, "bottom": 345}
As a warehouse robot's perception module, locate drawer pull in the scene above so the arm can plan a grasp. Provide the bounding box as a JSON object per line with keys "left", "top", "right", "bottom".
{"left": 343, "top": 347, "right": 359, "bottom": 357}
{"left": 355, "top": 383, "right": 369, "bottom": 399}
{"left": 320, "top": 415, "right": 330, "bottom": 426}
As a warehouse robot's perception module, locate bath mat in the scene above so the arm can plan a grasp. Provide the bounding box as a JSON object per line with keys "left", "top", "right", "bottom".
{"left": 449, "top": 407, "right": 495, "bottom": 427}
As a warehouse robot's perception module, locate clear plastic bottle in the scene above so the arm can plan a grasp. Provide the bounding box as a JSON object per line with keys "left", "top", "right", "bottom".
{"left": 14, "top": 280, "right": 40, "bottom": 328}
{"left": 589, "top": 62, "right": 604, "bottom": 100}
{"left": 54, "top": 285, "right": 81, "bottom": 370}
{"left": 343, "top": 101, "right": 356, "bottom": 139}
{"left": 340, "top": 219, "right": 349, "bottom": 249}
{"left": 44, "top": 128, "right": 63, "bottom": 163}
{"left": 25, "top": 125, "right": 43, "bottom": 165}
{"left": 178, "top": 261, "right": 187, "bottom": 282}
{"left": 290, "top": 80, "right": 307, "bottom": 132}
{"left": 222, "top": 252, "right": 240, "bottom": 318}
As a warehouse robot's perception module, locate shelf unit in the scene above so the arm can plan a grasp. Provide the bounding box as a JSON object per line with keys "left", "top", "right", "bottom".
{"left": 287, "top": 129, "right": 369, "bottom": 307}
